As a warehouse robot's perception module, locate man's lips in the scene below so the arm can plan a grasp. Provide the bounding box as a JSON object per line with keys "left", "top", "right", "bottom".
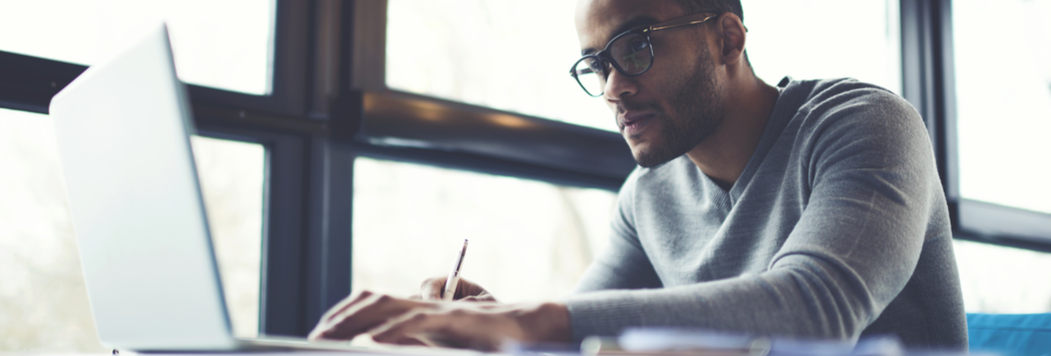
{"left": 619, "top": 111, "right": 657, "bottom": 136}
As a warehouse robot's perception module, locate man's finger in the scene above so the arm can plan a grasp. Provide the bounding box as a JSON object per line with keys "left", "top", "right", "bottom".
{"left": 319, "top": 291, "right": 374, "bottom": 324}
{"left": 371, "top": 310, "right": 501, "bottom": 351}
{"left": 390, "top": 335, "right": 429, "bottom": 347}
{"left": 420, "top": 277, "right": 445, "bottom": 300}
{"left": 457, "top": 292, "right": 497, "bottom": 303}
{"left": 320, "top": 294, "right": 407, "bottom": 338}
{"left": 310, "top": 292, "right": 378, "bottom": 339}
{"left": 370, "top": 311, "right": 455, "bottom": 346}
{"left": 312, "top": 293, "right": 427, "bottom": 341}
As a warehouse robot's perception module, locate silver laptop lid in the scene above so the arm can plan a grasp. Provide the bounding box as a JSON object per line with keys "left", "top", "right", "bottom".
{"left": 50, "top": 23, "right": 237, "bottom": 351}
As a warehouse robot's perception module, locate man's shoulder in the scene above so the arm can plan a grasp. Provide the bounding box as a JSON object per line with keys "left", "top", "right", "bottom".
{"left": 785, "top": 77, "right": 911, "bottom": 115}
{"left": 779, "top": 77, "right": 924, "bottom": 140}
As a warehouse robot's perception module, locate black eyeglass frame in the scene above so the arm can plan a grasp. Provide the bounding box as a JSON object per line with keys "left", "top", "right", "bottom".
{"left": 569, "top": 12, "right": 726, "bottom": 97}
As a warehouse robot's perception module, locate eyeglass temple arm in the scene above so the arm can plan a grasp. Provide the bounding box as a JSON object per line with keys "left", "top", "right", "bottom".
{"left": 570, "top": 66, "right": 596, "bottom": 77}
{"left": 648, "top": 13, "right": 718, "bottom": 32}
{"left": 647, "top": 13, "right": 749, "bottom": 33}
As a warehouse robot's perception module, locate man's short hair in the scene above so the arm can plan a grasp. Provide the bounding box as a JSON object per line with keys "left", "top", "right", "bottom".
{"left": 673, "top": 0, "right": 754, "bottom": 72}
{"left": 672, "top": 0, "right": 744, "bottom": 22}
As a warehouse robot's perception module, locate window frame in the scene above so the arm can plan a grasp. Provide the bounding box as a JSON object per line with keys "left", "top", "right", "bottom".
{"left": 2, "top": 0, "right": 1050, "bottom": 341}
{"left": 900, "top": 0, "right": 1051, "bottom": 253}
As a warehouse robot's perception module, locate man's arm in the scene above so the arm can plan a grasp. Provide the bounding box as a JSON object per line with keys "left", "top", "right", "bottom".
{"left": 306, "top": 172, "right": 656, "bottom": 350}
{"left": 575, "top": 170, "right": 663, "bottom": 293}
{"left": 563, "top": 91, "right": 939, "bottom": 342}
{"left": 306, "top": 174, "right": 662, "bottom": 350}
{"left": 308, "top": 291, "right": 571, "bottom": 350}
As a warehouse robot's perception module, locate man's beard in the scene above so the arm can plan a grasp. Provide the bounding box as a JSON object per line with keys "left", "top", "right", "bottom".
{"left": 629, "top": 46, "right": 725, "bottom": 168}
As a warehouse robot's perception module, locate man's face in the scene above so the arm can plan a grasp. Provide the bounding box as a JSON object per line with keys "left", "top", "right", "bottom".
{"left": 576, "top": 0, "right": 726, "bottom": 167}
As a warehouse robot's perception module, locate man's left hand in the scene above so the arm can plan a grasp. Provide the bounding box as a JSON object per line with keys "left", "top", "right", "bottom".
{"left": 307, "top": 290, "right": 572, "bottom": 351}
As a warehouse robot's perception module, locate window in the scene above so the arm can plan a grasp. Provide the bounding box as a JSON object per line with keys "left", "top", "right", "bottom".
{"left": 953, "top": 0, "right": 1051, "bottom": 215}
{"left": 744, "top": 0, "right": 902, "bottom": 94}
{"left": 189, "top": 136, "right": 266, "bottom": 338}
{"left": 954, "top": 240, "right": 1051, "bottom": 313}
{"left": 352, "top": 157, "right": 617, "bottom": 301}
{"left": 385, "top": 0, "right": 614, "bottom": 132}
{"left": 0, "top": 108, "right": 266, "bottom": 352}
{"left": 5, "top": 0, "right": 1051, "bottom": 349}
{"left": 385, "top": 0, "right": 903, "bottom": 135}
{"left": 0, "top": 0, "right": 311, "bottom": 341}
{"left": 948, "top": 0, "right": 1051, "bottom": 313}
{"left": 0, "top": 0, "right": 275, "bottom": 95}
{"left": 0, "top": 108, "right": 104, "bottom": 352}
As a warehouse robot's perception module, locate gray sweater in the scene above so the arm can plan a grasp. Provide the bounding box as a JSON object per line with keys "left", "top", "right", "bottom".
{"left": 564, "top": 78, "right": 967, "bottom": 349}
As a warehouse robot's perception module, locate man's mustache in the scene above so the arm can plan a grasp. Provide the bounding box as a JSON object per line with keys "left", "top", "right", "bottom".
{"left": 615, "top": 100, "right": 664, "bottom": 128}
{"left": 616, "top": 100, "right": 664, "bottom": 114}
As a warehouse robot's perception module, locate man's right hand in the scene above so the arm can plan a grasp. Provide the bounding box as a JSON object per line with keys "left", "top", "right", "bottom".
{"left": 416, "top": 277, "right": 497, "bottom": 302}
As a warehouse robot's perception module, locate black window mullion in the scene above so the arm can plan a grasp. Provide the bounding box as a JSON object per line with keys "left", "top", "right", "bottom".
{"left": 193, "top": 0, "right": 356, "bottom": 337}
{"left": 292, "top": 0, "right": 359, "bottom": 336}
{"left": 258, "top": 131, "right": 310, "bottom": 336}
{"left": 303, "top": 136, "right": 355, "bottom": 332}
{"left": 900, "top": 0, "right": 951, "bottom": 196}
{"left": 192, "top": 122, "right": 312, "bottom": 337}
{"left": 901, "top": 0, "right": 961, "bottom": 230}
{"left": 903, "top": 0, "right": 1051, "bottom": 250}
{"left": 0, "top": 51, "right": 86, "bottom": 114}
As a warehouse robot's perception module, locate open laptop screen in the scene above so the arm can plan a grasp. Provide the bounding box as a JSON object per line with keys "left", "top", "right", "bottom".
{"left": 50, "top": 23, "right": 236, "bottom": 351}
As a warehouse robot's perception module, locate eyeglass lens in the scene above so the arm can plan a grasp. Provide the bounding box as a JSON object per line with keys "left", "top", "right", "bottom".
{"left": 572, "top": 32, "right": 653, "bottom": 96}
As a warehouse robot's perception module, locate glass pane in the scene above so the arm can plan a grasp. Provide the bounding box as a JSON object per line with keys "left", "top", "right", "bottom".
{"left": 0, "top": 108, "right": 105, "bottom": 353}
{"left": 385, "top": 0, "right": 901, "bottom": 133}
{"left": 386, "top": 0, "right": 615, "bottom": 132}
{"left": 189, "top": 136, "right": 266, "bottom": 338}
{"left": 744, "top": 0, "right": 902, "bottom": 94}
{"left": 954, "top": 0, "right": 1051, "bottom": 214}
{"left": 352, "top": 157, "right": 618, "bottom": 302}
{"left": 954, "top": 240, "right": 1051, "bottom": 313}
{"left": 0, "top": 0, "right": 274, "bottom": 95}
{"left": 0, "top": 107, "right": 266, "bottom": 352}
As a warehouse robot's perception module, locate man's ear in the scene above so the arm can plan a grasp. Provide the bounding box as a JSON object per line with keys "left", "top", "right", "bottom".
{"left": 716, "top": 13, "right": 747, "bottom": 66}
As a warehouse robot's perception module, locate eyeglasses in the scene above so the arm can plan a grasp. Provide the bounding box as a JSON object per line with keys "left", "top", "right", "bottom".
{"left": 569, "top": 12, "right": 721, "bottom": 97}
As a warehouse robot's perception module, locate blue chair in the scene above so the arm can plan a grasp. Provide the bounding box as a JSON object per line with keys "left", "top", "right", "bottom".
{"left": 967, "top": 313, "right": 1051, "bottom": 356}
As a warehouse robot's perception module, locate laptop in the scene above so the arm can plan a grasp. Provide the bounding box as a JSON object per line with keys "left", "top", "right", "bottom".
{"left": 48, "top": 23, "right": 458, "bottom": 354}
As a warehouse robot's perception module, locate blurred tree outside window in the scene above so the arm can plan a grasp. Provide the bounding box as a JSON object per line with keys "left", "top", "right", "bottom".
{"left": 352, "top": 157, "right": 618, "bottom": 302}
{"left": 190, "top": 136, "right": 265, "bottom": 339}
{"left": 0, "top": 108, "right": 265, "bottom": 352}
{"left": 0, "top": 109, "right": 102, "bottom": 353}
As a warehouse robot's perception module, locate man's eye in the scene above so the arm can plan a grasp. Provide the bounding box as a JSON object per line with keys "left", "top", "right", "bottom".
{"left": 589, "top": 61, "right": 605, "bottom": 73}
{"left": 629, "top": 39, "right": 648, "bottom": 52}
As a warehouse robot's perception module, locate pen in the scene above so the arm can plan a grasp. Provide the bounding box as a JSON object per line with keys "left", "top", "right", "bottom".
{"left": 442, "top": 239, "right": 469, "bottom": 301}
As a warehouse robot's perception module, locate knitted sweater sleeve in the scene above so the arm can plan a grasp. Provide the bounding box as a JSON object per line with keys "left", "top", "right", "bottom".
{"left": 563, "top": 90, "right": 937, "bottom": 343}
{"left": 573, "top": 169, "right": 663, "bottom": 293}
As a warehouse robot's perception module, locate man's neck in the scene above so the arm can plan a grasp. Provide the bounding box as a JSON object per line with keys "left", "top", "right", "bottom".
{"left": 686, "top": 77, "right": 780, "bottom": 191}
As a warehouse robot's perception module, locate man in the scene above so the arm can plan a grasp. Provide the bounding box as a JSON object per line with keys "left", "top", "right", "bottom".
{"left": 308, "top": 0, "right": 967, "bottom": 350}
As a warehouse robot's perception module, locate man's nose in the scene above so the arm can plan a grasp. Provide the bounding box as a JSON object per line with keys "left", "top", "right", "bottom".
{"left": 602, "top": 68, "right": 638, "bottom": 102}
